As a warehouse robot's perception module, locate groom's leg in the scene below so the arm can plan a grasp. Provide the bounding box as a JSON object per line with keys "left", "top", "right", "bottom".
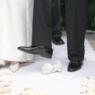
{"left": 65, "top": 0, "right": 88, "bottom": 71}
{"left": 65, "top": 0, "right": 88, "bottom": 61}
{"left": 32, "top": 0, "right": 52, "bottom": 49}
{"left": 18, "top": 0, "right": 53, "bottom": 58}
{"left": 51, "top": 0, "right": 61, "bottom": 33}
{"left": 51, "top": 0, "right": 64, "bottom": 45}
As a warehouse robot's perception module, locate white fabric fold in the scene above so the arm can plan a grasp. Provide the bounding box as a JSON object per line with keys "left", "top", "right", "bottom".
{"left": 0, "top": 0, "right": 34, "bottom": 61}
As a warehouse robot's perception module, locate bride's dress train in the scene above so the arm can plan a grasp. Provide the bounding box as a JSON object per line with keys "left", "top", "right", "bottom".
{"left": 0, "top": 0, "right": 34, "bottom": 71}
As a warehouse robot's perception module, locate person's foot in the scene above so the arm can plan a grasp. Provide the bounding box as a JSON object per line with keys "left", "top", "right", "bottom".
{"left": 18, "top": 46, "right": 53, "bottom": 58}
{"left": 52, "top": 37, "right": 64, "bottom": 45}
{"left": 9, "top": 62, "right": 21, "bottom": 72}
{"left": 68, "top": 60, "right": 83, "bottom": 72}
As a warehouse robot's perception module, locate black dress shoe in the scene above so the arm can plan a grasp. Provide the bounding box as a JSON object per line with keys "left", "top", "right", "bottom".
{"left": 68, "top": 61, "right": 83, "bottom": 72}
{"left": 52, "top": 37, "right": 64, "bottom": 45}
{"left": 18, "top": 46, "right": 53, "bottom": 58}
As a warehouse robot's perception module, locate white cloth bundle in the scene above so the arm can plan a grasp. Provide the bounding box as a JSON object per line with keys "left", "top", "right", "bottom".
{"left": 42, "top": 61, "right": 63, "bottom": 74}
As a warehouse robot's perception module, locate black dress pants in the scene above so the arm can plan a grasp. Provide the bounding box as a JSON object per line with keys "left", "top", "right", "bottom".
{"left": 51, "top": 0, "right": 62, "bottom": 38}
{"left": 32, "top": 0, "right": 62, "bottom": 48}
{"left": 65, "top": 0, "right": 88, "bottom": 61}
{"left": 32, "top": 0, "right": 52, "bottom": 49}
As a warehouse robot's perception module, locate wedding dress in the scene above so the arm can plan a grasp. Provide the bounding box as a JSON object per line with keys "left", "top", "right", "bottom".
{"left": 0, "top": 0, "right": 34, "bottom": 62}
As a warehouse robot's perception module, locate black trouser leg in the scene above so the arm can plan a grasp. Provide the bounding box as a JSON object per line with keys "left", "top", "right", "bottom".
{"left": 65, "top": 0, "right": 88, "bottom": 61}
{"left": 52, "top": 0, "right": 62, "bottom": 38}
{"left": 32, "top": 0, "right": 52, "bottom": 49}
